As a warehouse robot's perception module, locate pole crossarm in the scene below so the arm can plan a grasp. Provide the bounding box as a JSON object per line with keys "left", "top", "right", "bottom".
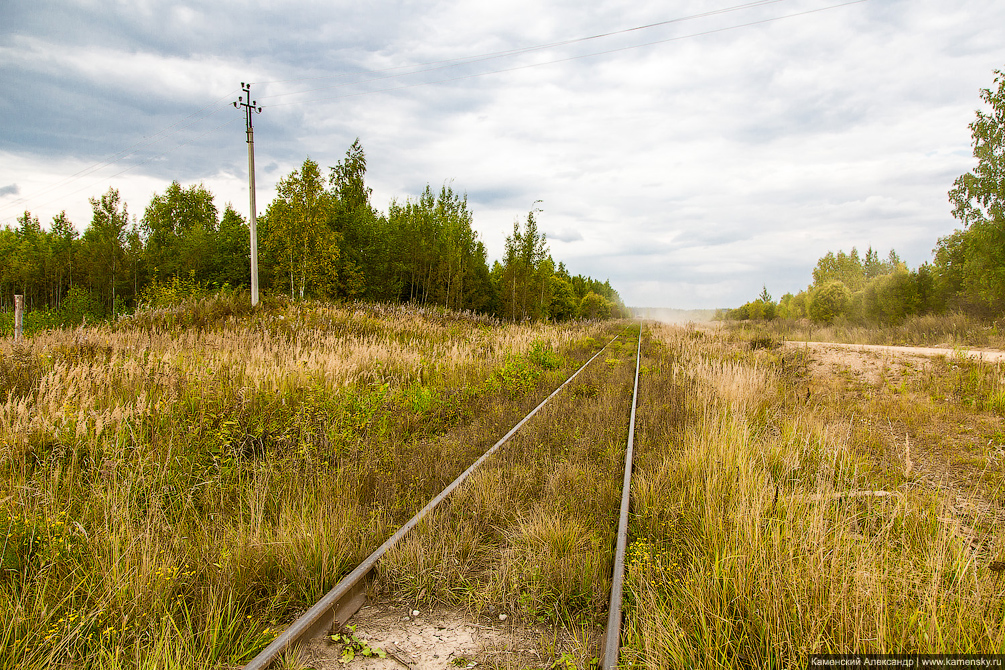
{"left": 233, "top": 82, "right": 263, "bottom": 137}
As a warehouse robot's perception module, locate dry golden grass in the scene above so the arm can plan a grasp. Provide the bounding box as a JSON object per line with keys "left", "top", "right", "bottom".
{"left": 11, "top": 301, "right": 999, "bottom": 669}
{"left": 623, "top": 322, "right": 1005, "bottom": 668}
{"left": 376, "top": 332, "right": 644, "bottom": 666}
{"left": 0, "top": 295, "right": 622, "bottom": 669}
{"left": 730, "top": 312, "right": 1005, "bottom": 349}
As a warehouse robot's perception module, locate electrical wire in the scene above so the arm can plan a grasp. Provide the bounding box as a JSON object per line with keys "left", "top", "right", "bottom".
{"left": 1, "top": 0, "right": 867, "bottom": 224}
{"left": 267, "top": 0, "right": 867, "bottom": 108}
{"left": 0, "top": 90, "right": 239, "bottom": 219}
{"left": 0, "top": 115, "right": 243, "bottom": 224}
{"left": 252, "top": 0, "right": 793, "bottom": 98}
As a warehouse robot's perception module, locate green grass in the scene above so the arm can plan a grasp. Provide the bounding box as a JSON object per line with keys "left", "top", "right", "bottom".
{"left": 0, "top": 294, "right": 622, "bottom": 669}
{"left": 10, "top": 303, "right": 999, "bottom": 669}
{"left": 621, "top": 323, "right": 1005, "bottom": 668}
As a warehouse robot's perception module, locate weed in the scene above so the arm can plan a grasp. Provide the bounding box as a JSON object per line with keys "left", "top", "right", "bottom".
{"left": 529, "top": 340, "right": 563, "bottom": 370}
{"left": 0, "top": 347, "right": 42, "bottom": 399}
{"left": 331, "top": 623, "right": 386, "bottom": 662}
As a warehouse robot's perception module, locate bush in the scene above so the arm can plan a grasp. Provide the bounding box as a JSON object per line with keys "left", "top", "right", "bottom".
{"left": 579, "top": 292, "right": 612, "bottom": 320}
{"left": 809, "top": 281, "right": 851, "bottom": 323}
{"left": 139, "top": 272, "right": 219, "bottom": 309}
{"left": 863, "top": 266, "right": 920, "bottom": 325}
{"left": 59, "top": 286, "right": 102, "bottom": 326}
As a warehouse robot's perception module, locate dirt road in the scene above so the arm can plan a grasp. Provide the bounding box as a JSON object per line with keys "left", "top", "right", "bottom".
{"left": 785, "top": 340, "right": 1005, "bottom": 363}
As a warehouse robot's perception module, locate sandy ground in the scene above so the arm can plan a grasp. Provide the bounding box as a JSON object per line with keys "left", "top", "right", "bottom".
{"left": 787, "top": 340, "right": 1005, "bottom": 363}
{"left": 294, "top": 601, "right": 587, "bottom": 670}
{"left": 784, "top": 341, "right": 940, "bottom": 387}
{"left": 783, "top": 338, "right": 1005, "bottom": 542}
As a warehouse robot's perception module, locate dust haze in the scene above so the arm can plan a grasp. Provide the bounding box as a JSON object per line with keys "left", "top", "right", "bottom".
{"left": 631, "top": 307, "right": 716, "bottom": 325}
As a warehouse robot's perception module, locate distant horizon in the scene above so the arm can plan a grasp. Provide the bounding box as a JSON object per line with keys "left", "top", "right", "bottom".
{"left": 630, "top": 306, "right": 717, "bottom": 323}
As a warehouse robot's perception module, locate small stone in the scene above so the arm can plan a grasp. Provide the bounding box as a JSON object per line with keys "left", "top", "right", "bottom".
{"left": 411, "top": 609, "right": 420, "bottom": 617}
{"left": 498, "top": 614, "right": 507, "bottom": 621}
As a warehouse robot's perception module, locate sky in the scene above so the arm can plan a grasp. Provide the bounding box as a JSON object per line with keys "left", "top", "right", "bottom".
{"left": 2, "top": 0, "right": 1004, "bottom": 309}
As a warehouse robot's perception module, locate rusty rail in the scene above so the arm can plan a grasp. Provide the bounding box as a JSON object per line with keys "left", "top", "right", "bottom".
{"left": 601, "top": 323, "right": 643, "bottom": 668}
{"left": 243, "top": 328, "right": 629, "bottom": 670}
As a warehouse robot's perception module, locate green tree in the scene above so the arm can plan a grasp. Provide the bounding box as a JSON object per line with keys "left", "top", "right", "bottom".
{"left": 329, "top": 139, "right": 380, "bottom": 299}
{"left": 264, "top": 158, "right": 340, "bottom": 299}
{"left": 579, "top": 291, "right": 612, "bottom": 319}
{"left": 809, "top": 280, "right": 851, "bottom": 323}
{"left": 777, "top": 292, "right": 808, "bottom": 319}
{"left": 549, "top": 276, "right": 578, "bottom": 321}
{"left": 82, "top": 188, "right": 130, "bottom": 316}
{"left": 812, "top": 248, "right": 864, "bottom": 291}
{"left": 142, "top": 181, "right": 219, "bottom": 282}
{"left": 863, "top": 265, "right": 919, "bottom": 324}
{"left": 0, "top": 226, "right": 17, "bottom": 311}
{"left": 758, "top": 285, "right": 776, "bottom": 320}
{"left": 945, "top": 68, "right": 1005, "bottom": 310}
{"left": 501, "top": 211, "right": 549, "bottom": 321}
{"left": 49, "top": 211, "right": 78, "bottom": 309}
{"left": 12, "top": 211, "right": 45, "bottom": 309}
{"left": 212, "top": 205, "right": 251, "bottom": 288}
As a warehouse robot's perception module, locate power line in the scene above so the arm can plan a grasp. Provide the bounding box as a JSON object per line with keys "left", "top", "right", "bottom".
{"left": 0, "top": 116, "right": 242, "bottom": 225}
{"left": 1, "top": 0, "right": 867, "bottom": 224}
{"left": 254, "top": 0, "right": 793, "bottom": 101}
{"left": 267, "top": 0, "right": 867, "bottom": 109}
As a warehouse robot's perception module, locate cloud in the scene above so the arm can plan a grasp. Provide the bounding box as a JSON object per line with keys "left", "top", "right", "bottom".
{"left": 0, "top": 184, "right": 19, "bottom": 197}
{"left": 546, "top": 228, "right": 583, "bottom": 243}
{"left": 2, "top": 0, "right": 1005, "bottom": 309}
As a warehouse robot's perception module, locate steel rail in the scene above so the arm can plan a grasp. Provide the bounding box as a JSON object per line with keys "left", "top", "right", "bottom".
{"left": 601, "top": 323, "right": 644, "bottom": 668}
{"left": 243, "top": 328, "right": 629, "bottom": 670}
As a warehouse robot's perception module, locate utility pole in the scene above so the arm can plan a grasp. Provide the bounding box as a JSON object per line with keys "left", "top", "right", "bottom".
{"left": 234, "top": 83, "right": 262, "bottom": 306}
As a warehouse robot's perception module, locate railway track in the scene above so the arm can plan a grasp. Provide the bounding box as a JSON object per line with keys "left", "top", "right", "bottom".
{"left": 244, "top": 325, "right": 645, "bottom": 669}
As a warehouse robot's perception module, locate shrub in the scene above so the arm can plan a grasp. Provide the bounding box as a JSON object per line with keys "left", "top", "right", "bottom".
{"left": 579, "top": 292, "right": 612, "bottom": 320}
{"left": 809, "top": 280, "right": 851, "bottom": 323}
{"left": 59, "top": 286, "right": 102, "bottom": 326}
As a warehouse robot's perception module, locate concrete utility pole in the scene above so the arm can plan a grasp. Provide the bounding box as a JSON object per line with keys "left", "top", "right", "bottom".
{"left": 234, "top": 83, "right": 263, "bottom": 307}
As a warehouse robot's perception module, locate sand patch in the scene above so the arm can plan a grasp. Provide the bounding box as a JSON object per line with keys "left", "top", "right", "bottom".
{"left": 295, "top": 602, "right": 588, "bottom": 670}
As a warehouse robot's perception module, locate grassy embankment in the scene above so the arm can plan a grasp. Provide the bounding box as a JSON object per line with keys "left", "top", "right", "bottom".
{"left": 0, "top": 293, "right": 623, "bottom": 669}
{"left": 623, "top": 322, "right": 1005, "bottom": 667}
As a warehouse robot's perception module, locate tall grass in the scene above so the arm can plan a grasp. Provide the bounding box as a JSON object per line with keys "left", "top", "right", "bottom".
{"left": 623, "top": 323, "right": 1005, "bottom": 667}
{"left": 0, "top": 293, "right": 620, "bottom": 669}
{"left": 376, "top": 330, "right": 643, "bottom": 665}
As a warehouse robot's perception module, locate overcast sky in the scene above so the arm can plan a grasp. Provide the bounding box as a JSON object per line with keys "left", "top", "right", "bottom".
{"left": 2, "top": 0, "right": 1004, "bottom": 308}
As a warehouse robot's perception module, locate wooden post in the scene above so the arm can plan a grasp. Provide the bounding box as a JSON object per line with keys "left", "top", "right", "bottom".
{"left": 14, "top": 294, "right": 23, "bottom": 342}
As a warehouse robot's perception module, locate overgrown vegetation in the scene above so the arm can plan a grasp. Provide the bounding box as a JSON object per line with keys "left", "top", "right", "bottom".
{"left": 622, "top": 323, "right": 1005, "bottom": 666}
{"left": 5, "top": 293, "right": 1003, "bottom": 667}
{"left": 0, "top": 294, "right": 622, "bottom": 669}
{"left": 376, "top": 329, "right": 642, "bottom": 665}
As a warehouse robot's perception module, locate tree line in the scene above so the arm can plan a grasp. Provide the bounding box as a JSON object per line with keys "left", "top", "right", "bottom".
{"left": 724, "top": 67, "right": 1005, "bottom": 326}
{"left": 1, "top": 139, "right": 626, "bottom": 324}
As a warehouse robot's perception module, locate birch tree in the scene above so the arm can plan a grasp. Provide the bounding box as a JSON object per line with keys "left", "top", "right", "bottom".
{"left": 264, "top": 158, "right": 340, "bottom": 299}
